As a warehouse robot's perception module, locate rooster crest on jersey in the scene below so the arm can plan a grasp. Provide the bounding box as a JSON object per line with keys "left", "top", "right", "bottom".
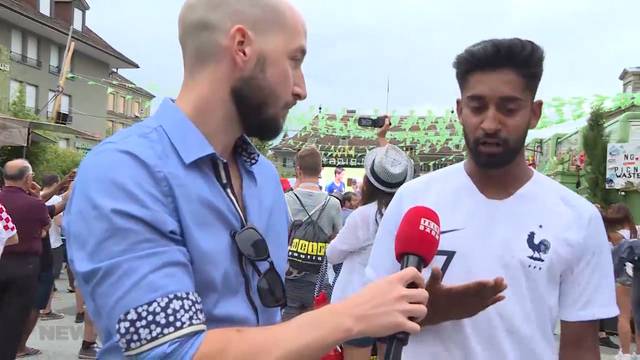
{"left": 526, "top": 229, "right": 551, "bottom": 263}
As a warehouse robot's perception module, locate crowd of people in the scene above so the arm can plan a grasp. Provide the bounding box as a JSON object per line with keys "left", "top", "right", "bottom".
{"left": 0, "top": 162, "right": 98, "bottom": 359}
{"left": 0, "top": 0, "right": 637, "bottom": 359}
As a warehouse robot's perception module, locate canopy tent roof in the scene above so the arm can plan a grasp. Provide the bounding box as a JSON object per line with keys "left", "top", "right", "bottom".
{"left": 526, "top": 118, "right": 588, "bottom": 144}
{"left": 0, "top": 115, "right": 100, "bottom": 146}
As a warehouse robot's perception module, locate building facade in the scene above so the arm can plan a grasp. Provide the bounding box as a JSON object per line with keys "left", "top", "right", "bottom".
{"left": 105, "top": 71, "right": 154, "bottom": 137}
{"left": 0, "top": 0, "right": 145, "bottom": 150}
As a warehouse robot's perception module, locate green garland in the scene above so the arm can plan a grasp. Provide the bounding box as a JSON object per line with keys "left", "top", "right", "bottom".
{"left": 283, "top": 93, "right": 640, "bottom": 156}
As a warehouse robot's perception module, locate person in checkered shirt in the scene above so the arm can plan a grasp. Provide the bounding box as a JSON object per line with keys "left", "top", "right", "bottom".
{"left": 0, "top": 203, "right": 18, "bottom": 258}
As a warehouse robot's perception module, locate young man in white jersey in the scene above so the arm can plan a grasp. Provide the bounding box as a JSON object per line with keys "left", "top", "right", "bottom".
{"left": 366, "top": 38, "right": 618, "bottom": 360}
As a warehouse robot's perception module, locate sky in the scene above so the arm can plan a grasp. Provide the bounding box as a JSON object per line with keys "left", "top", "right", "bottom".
{"left": 87, "top": 0, "right": 640, "bottom": 123}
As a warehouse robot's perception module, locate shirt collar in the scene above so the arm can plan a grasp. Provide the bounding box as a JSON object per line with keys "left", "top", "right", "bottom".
{"left": 156, "top": 98, "right": 260, "bottom": 167}
{"left": 1, "top": 186, "right": 27, "bottom": 194}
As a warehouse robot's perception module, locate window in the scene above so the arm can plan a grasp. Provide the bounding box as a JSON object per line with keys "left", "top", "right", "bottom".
{"left": 10, "top": 29, "right": 22, "bottom": 60}
{"left": 117, "top": 95, "right": 125, "bottom": 114}
{"left": 60, "top": 94, "right": 70, "bottom": 114}
{"left": 26, "top": 35, "right": 38, "bottom": 66}
{"left": 47, "top": 90, "right": 56, "bottom": 115}
{"left": 47, "top": 91, "right": 70, "bottom": 115}
{"left": 106, "top": 120, "right": 115, "bottom": 136}
{"left": 39, "top": 0, "right": 50, "bottom": 16}
{"left": 49, "top": 45, "right": 60, "bottom": 74}
{"left": 626, "top": 83, "right": 633, "bottom": 94}
{"left": 107, "top": 93, "right": 115, "bottom": 111}
{"left": 132, "top": 101, "right": 140, "bottom": 117}
{"left": 9, "top": 80, "right": 20, "bottom": 102}
{"left": 9, "top": 80, "right": 36, "bottom": 109}
{"left": 25, "top": 84, "right": 37, "bottom": 110}
{"left": 58, "top": 139, "right": 69, "bottom": 149}
{"left": 73, "top": 8, "right": 84, "bottom": 31}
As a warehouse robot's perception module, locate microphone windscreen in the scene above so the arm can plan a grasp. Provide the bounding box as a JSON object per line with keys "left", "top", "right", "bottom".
{"left": 394, "top": 206, "right": 440, "bottom": 265}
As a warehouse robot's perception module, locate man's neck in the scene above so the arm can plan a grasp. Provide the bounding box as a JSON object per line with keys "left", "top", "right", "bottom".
{"left": 298, "top": 177, "right": 321, "bottom": 191}
{"left": 175, "top": 71, "right": 243, "bottom": 161}
{"left": 464, "top": 155, "right": 533, "bottom": 200}
{"left": 334, "top": 179, "right": 342, "bottom": 185}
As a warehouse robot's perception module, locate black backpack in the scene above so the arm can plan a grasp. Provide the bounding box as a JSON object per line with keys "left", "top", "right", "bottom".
{"left": 287, "top": 191, "right": 333, "bottom": 274}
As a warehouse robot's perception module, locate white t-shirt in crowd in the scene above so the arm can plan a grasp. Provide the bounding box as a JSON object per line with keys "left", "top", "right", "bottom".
{"left": 0, "top": 203, "right": 17, "bottom": 258}
{"left": 328, "top": 202, "right": 380, "bottom": 304}
{"left": 45, "top": 195, "right": 63, "bottom": 249}
{"left": 366, "top": 162, "right": 618, "bottom": 360}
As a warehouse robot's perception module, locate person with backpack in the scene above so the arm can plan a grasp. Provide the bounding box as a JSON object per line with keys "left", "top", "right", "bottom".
{"left": 326, "top": 144, "right": 414, "bottom": 360}
{"left": 283, "top": 146, "right": 343, "bottom": 321}
{"left": 605, "top": 203, "right": 639, "bottom": 360}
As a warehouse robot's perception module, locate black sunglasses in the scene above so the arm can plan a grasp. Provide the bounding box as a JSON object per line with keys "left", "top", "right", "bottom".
{"left": 232, "top": 226, "right": 286, "bottom": 308}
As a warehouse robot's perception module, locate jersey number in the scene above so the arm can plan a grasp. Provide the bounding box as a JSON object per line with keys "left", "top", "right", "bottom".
{"left": 434, "top": 250, "right": 456, "bottom": 278}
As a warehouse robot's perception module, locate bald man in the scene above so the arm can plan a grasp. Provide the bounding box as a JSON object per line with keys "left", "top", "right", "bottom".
{"left": 64, "top": 1, "right": 429, "bottom": 358}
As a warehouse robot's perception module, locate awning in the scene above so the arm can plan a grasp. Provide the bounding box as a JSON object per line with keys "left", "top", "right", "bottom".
{"left": 31, "top": 130, "right": 58, "bottom": 144}
{"left": 0, "top": 115, "right": 100, "bottom": 146}
{"left": 0, "top": 119, "right": 28, "bottom": 146}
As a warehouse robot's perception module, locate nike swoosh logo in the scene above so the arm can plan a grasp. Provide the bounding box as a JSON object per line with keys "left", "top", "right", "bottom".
{"left": 441, "top": 228, "right": 464, "bottom": 235}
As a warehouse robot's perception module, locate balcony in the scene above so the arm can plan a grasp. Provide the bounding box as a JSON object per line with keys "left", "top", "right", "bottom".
{"left": 49, "top": 65, "right": 60, "bottom": 75}
{"left": 10, "top": 51, "right": 42, "bottom": 69}
{"left": 50, "top": 112, "right": 73, "bottom": 126}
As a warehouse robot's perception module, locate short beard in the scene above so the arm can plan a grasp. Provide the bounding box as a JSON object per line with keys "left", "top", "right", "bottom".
{"left": 231, "top": 55, "right": 284, "bottom": 141}
{"left": 464, "top": 128, "right": 528, "bottom": 170}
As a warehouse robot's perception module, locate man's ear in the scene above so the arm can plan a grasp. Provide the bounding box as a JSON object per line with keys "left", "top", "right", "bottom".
{"left": 229, "top": 25, "right": 253, "bottom": 69}
{"left": 530, "top": 100, "right": 543, "bottom": 129}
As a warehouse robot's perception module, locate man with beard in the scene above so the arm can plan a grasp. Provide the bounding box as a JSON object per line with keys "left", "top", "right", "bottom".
{"left": 366, "top": 38, "right": 618, "bottom": 360}
{"left": 63, "top": 0, "right": 436, "bottom": 358}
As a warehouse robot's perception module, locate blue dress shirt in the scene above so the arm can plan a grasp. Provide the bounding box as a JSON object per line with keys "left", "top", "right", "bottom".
{"left": 64, "top": 99, "right": 289, "bottom": 358}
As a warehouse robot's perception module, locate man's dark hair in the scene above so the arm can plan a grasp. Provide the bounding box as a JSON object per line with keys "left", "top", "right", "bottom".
{"left": 453, "top": 38, "right": 545, "bottom": 97}
{"left": 341, "top": 192, "right": 357, "bottom": 207}
{"left": 2, "top": 165, "right": 31, "bottom": 182}
{"left": 335, "top": 166, "right": 344, "bottom": 176}
{"left": 42, "top": 174, "right": 60, "bottom": 188}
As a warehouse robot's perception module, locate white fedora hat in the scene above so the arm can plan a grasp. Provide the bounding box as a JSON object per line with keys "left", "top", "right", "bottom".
{"left": 364, "top": 144, "right": 414, "bottom": 193}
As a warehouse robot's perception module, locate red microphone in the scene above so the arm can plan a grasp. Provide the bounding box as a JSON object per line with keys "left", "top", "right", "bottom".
{"left": 385, "top": 206, "right": 441, "bottom": 360}
{"left": 394, "top": 206, "right": 440, "bottom": 271}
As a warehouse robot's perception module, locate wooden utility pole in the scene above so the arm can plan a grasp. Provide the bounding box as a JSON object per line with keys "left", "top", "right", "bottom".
{"left": 50, "top": 26, "right": 75, "bottom": 123}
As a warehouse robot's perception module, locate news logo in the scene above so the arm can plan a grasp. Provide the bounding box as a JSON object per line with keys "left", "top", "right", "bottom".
{"left": 419, "top": 218, "right": 440, "bottom": 239}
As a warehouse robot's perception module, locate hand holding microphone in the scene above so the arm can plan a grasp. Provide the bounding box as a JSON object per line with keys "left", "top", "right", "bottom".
{"left": 385, "top": 206, "right": 442, "bottom": 360}
{"left": 337, "top": 268, "right": 429, "bottom": 339}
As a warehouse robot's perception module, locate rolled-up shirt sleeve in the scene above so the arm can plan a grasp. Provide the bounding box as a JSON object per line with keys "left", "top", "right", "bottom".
{"left": 64, "top": 146, "right": 206, "bottom": 357}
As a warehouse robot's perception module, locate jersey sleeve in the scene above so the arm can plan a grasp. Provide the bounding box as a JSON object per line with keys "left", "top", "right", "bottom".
{"left": 558, "top": 208, "right": 619, "bottom": 321}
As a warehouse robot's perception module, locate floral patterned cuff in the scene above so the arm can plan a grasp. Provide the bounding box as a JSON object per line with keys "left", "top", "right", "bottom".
{"left": 116, "top": 291, "right": 207, "bottom": 356}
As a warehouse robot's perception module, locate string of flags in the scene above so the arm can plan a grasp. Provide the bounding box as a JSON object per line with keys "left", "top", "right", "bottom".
{"left": 65, "top": 72, "right": 154, "bottom": 112}
{"left": 286, "top": 92, "right": 640, "bottom": 137}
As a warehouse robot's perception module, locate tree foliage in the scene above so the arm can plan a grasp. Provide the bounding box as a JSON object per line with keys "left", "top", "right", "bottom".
{"left": 9, "top": 83, "right": 39, "bottom": 121}
{"left": 582, "top": 106, "right": 619, "bottom": 206}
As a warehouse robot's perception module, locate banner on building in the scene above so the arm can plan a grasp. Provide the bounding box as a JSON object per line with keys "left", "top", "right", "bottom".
{"left": 606, "top": 143, "right": 640, "bottom": 189}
